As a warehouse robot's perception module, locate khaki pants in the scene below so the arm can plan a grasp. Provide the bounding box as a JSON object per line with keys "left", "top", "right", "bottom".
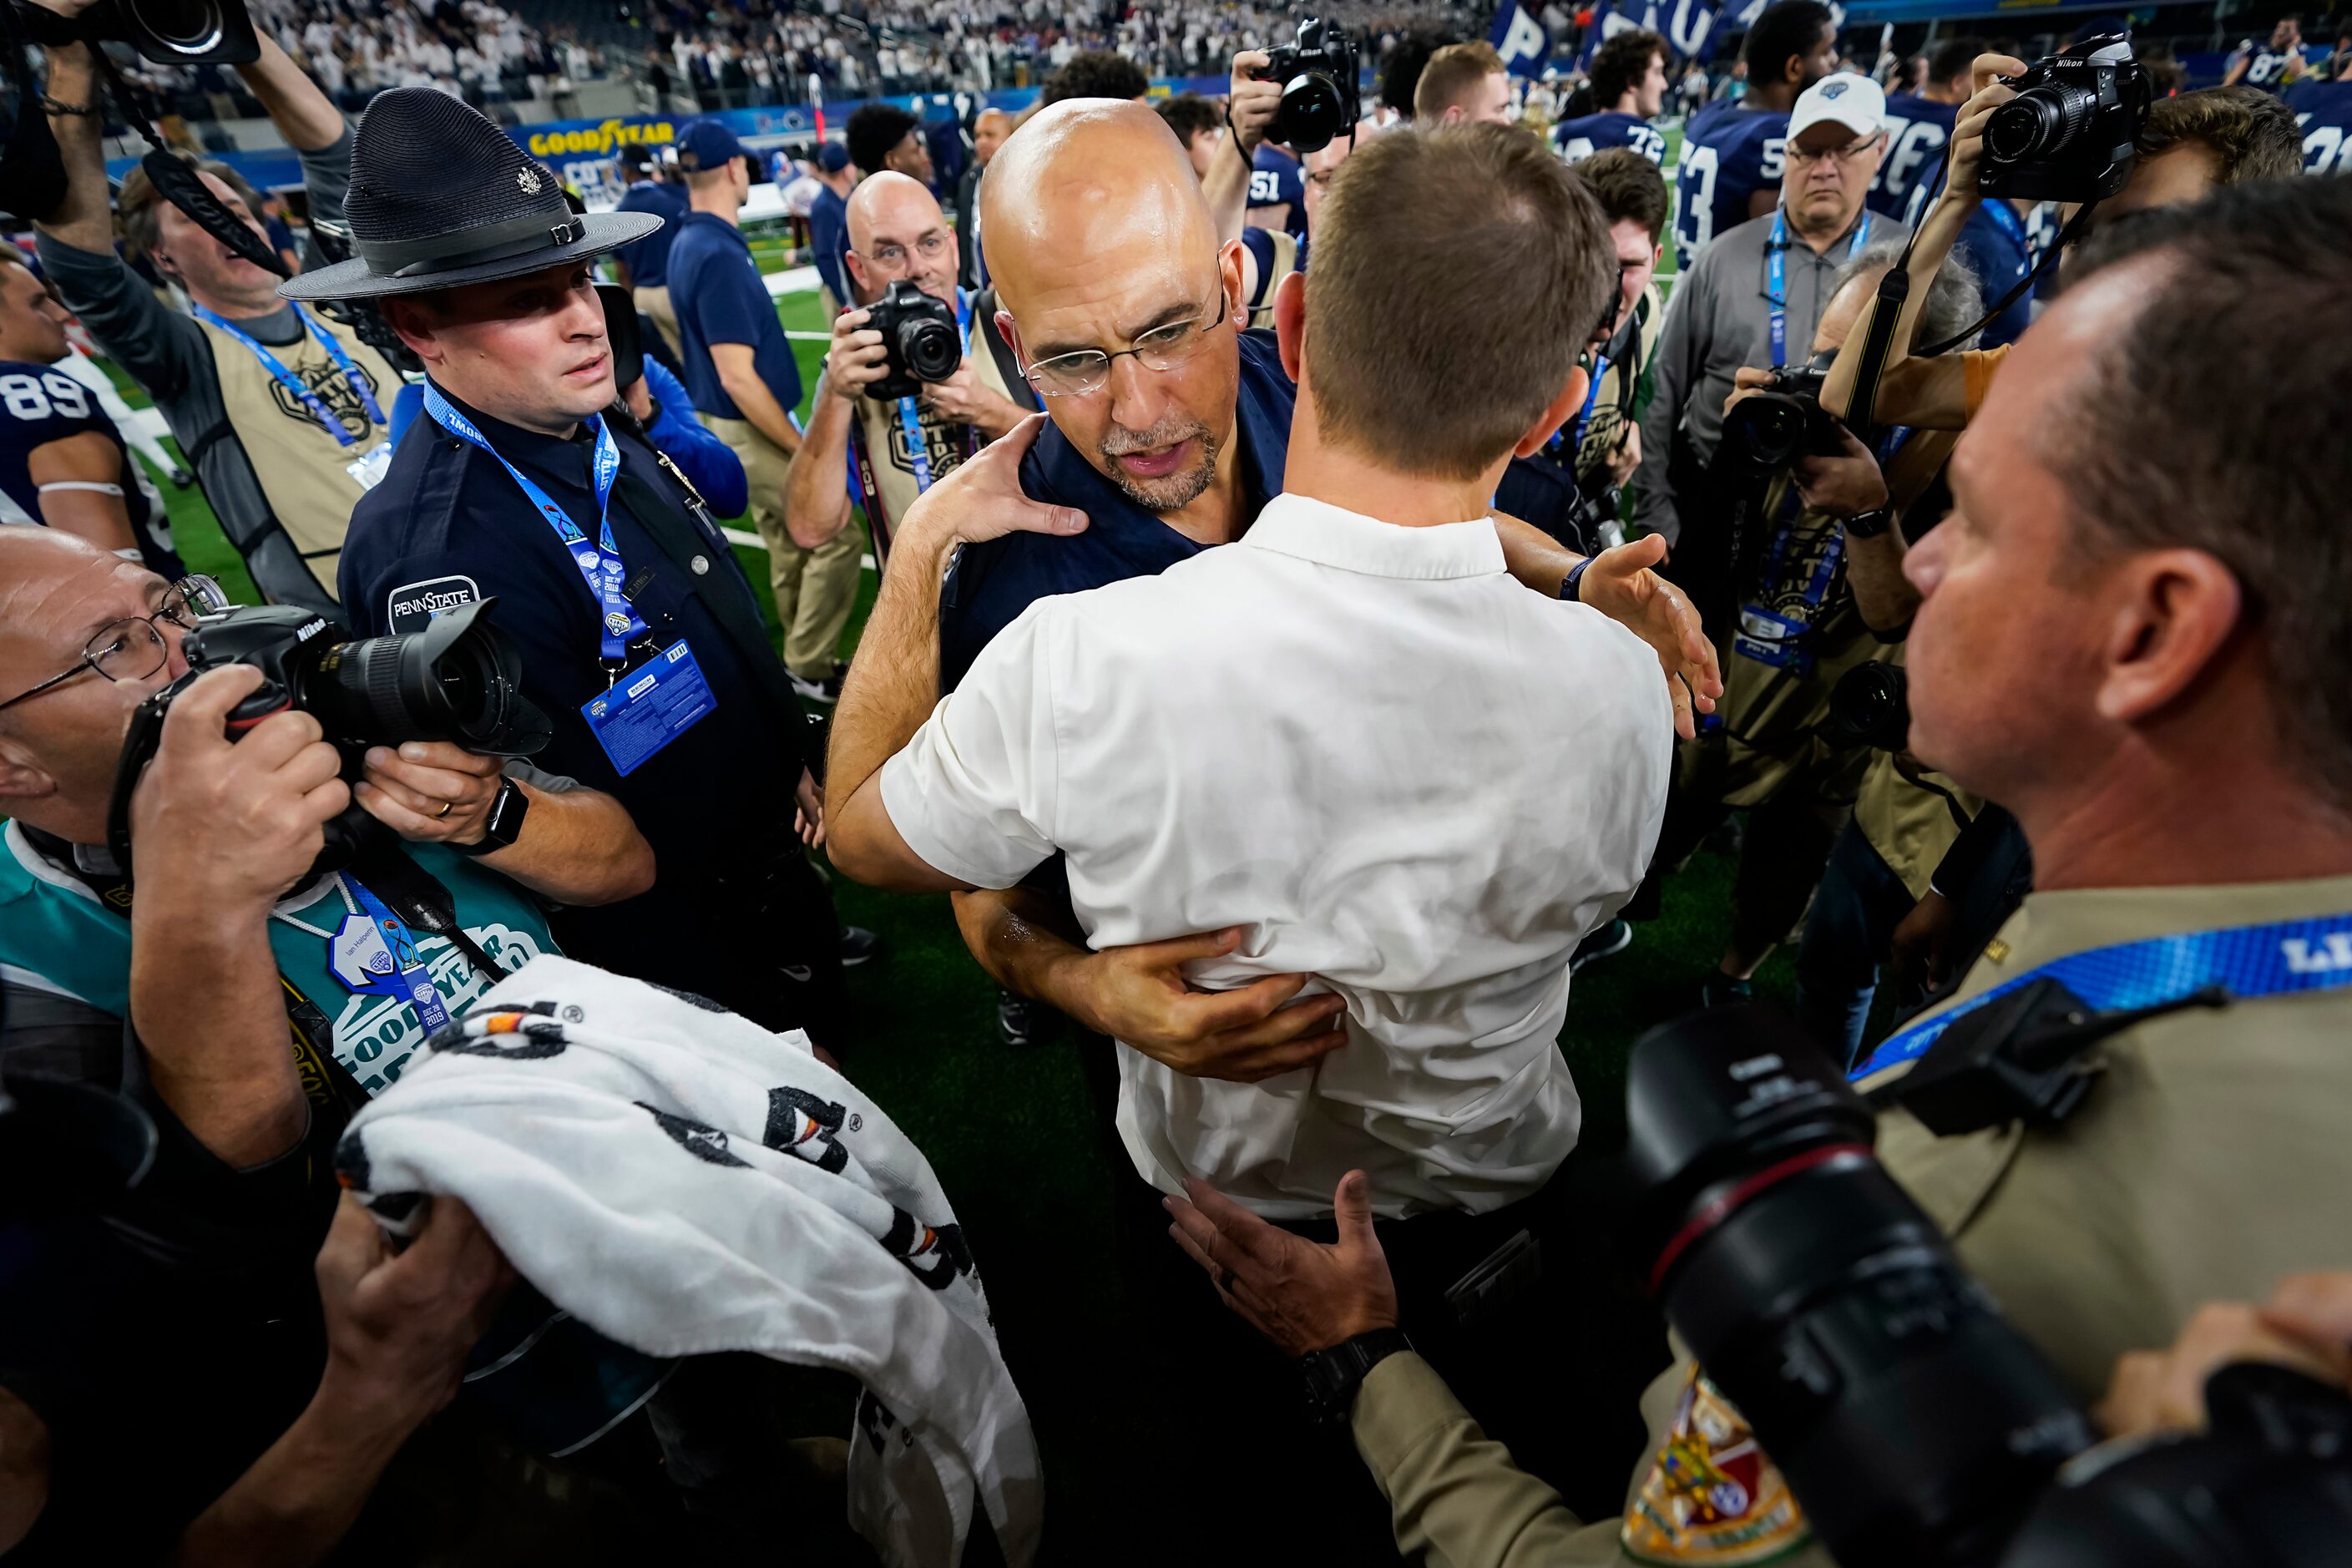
{"left": 632, "top": 284, "right": 684, "bottom": 362}
{"left": 702, "top": 412, "right": 862, "bottom": 680}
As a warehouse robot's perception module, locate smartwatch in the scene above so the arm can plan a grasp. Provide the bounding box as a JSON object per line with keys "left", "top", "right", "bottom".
{"left": 1843, "top": 506, "right": 1895, "bottom": 540}
{"left": 1297, "top": 1328, "right": 1414, "bottom": 1427}
{"left": 1560, "top": 556, "right": 1596, "bottom": 604}
{"left": 448, "top": 776, "right": 529, "bottom": 857}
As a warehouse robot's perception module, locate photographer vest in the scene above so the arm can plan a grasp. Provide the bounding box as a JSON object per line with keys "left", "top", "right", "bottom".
{"left": 190, "top": 306, "right": 402, "bottom": 603}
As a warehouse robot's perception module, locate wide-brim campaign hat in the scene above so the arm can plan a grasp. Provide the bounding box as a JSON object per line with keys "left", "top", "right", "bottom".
{"left": 281, "top": 89, "right": 663, "bottom": 302}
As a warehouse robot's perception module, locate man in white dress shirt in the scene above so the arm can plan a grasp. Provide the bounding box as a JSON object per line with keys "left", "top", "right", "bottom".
{"left": 822, "top": 118, "right": 1675, "bottom": 1545}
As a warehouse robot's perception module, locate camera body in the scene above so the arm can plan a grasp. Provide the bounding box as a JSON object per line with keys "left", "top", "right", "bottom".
{"left": 105, "top": 600, "right": 549, "bottom": 878}
{"left": 864, "top": 279, "right": 963, "bottom": 402}
{"left": 11, "top": 0, "right": 258, "bottom": 64}
{"left": 1828, "top": 660, "right": 1909, "bottom": 751}
{"left": 1979, "top": 41, "right": 2153, "bottom": 205}
{"left": 1717, "top": 364, "right": 1849, "bottom": 475}
{"left": 1253, "top": 17, "right": 1361, "bottom": 154}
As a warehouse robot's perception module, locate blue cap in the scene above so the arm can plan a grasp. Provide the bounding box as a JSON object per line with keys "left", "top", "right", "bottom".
{"left": 817, "top": 141, "right": 851, "bottom": 173}
{"left": 676, "top": 119, "right": 745, "bottom": 172}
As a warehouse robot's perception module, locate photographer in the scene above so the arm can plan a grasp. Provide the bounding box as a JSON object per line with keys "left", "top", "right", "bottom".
{"left": 1635, "top": 71, "right": 1903, "bottom": 554}
{"left": 1825, "top": 69, "right": 2303, "bottom": 432}
{"left": 318, "top": 92, "right": 852, "bottom": 1047}
{"left": 1167, "top": 173, "right": 2352, "bottom": 1568}
{"left": 0, "top": 531, "right": 648, "bottom": 1556}
{"left": 781, "top": 171, "right": 1028, "bottom": 572}
{"left": 30, "top": 14, "right": 401, "bottom": 615}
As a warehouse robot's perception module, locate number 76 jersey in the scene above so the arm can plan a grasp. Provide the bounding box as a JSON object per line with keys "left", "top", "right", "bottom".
{"left": 1674, "top": 104, "right": 1789, "bottom": 271}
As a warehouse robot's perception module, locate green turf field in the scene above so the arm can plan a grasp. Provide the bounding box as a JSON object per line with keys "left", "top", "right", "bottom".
{"left": 126, "top": 250, "right": 1793, "bottom": 1550}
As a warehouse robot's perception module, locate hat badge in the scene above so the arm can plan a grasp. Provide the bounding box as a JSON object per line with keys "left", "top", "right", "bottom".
{"left": 1823, "top": 80, "right": 1849, "bottom": 98}
{"left": 518, "top": 166, "right": 544, "bottom": 194}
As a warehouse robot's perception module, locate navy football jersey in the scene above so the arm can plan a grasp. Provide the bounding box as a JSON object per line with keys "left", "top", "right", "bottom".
{"left": 1553, "top": 111, "right": 1668, "bottom": 166}
{"left": 2235, "top": 41, "right": 2306, "bottom": 91}
{"left": 1872, "top": 92, "right": 1959, "bottom": 222}
{"left": 1675, "top": 104, "right": 1788, "bottom": 270}
{"left": 0, "top": 359, "right": 177, "bottom": 576}
{"left": 1247, "top": 144, "right": 1308, "bottom": 240}
{"left": 2284, "top": 80, "right": 2352, "bottom": 175}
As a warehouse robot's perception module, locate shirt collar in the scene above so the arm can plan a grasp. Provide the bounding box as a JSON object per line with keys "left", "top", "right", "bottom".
{"left": 1240, "top": 492, "right": 1505, "bottom": 580}
{"left": 425, "top": 378, "right": 595, "bottom": 470}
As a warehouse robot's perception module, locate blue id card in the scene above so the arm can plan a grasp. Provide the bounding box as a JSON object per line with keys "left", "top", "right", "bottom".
{"left": 582, "top": 640, "right": 716, "bottom": 776}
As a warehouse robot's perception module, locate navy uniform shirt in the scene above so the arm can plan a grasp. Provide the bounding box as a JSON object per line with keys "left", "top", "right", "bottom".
{"left": 665, "top": 211, "right": 804, "bottom": 419}
{"left": 0, "top": 357, "right": 180, "bottom": 579}
{"left": 1675, "top": 103, "right": 1788, "bottom": 271}
{"left": 1248, "top": 144, "right": 1309, "bottom": 241}
{"left": 1869, "top": 92, "right": 1958, "bottom": 223}
{"left": 1552, "top": 110, "right": 1667, "bottom": 166}
{"left": 612, "top": 178, "right": 690, "bottom": 289}
{"left": 2284, "top": 80, "right": 2352, "bottom": 173}
{"left": 939, "top": 329, "right": 1591, "bottom": 688}
{"left": 337, "top": 383, "right": 811, "bottom": 1000}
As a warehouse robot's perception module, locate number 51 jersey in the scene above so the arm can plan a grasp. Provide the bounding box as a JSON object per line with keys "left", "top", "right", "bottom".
{"left": 1675, "top": 104, "right": 1788, "bottom": 271}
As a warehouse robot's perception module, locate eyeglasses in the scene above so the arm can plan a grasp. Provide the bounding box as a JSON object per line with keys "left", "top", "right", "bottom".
{"left": 852, "top": 230, "right": 953, "bottom": 274}
{"left": 1022, "top": 282, "right": 1234, "bottom": 398}
{"left": 0, "top": 575, "right": 227, "bottom": 714}
{"left": 1784, "top": 135, "right": 1883, "bottom": 168}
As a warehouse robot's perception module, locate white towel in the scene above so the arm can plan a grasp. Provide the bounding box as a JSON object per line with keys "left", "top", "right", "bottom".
{"left": 335, "top": 956, "right": 1042, "bottom": 1568}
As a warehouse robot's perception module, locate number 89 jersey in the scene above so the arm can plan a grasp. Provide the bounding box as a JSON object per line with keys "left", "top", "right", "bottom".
{"left": 1674, "top": 104, "right": 1789, "bottom": 271}
{"left": 0, "top": 359, "right": 179, "bottom": 577}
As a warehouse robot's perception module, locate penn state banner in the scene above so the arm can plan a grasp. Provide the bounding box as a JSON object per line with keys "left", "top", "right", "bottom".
{"left": 1579, "top": 0, "right": 1726, "bottom": 68}
{"left": 1489, "top": 0, "right": 1551, "bottom": 77}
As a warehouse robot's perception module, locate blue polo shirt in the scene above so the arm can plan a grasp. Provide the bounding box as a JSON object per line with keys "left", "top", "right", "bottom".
{"left": 809, "top": 182, "right": 851, "bottom": 304}
{"left": 612, "top": 178, "right": 689, "bottom": 289}
{"left": 665, "top": 210, "right": 803, "bottom": 419}
{"left": 938, "top": 329, "right": 1591, "bottom": 687}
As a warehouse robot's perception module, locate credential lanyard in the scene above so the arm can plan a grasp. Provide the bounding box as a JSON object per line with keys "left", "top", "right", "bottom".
{"left": 1570, "top": 352, "right": 1610, "bottom": 452}
{"left": 192, "top": 303, "right": 386, "bottom": 447}
{"left": 338, "top": 873, "right": 453, "bottom": 1033}
{"left": 421, "top": 382, "right": 646, "bottom": 666}
{"left": 893, "top": 287, "right": 974, "bottom": 495}
{"left": 1853, "top": 911, "right": 2352, "bottom": 1080}
{"left": 1766, "top": 210, "right": 1869, "bottom": 370}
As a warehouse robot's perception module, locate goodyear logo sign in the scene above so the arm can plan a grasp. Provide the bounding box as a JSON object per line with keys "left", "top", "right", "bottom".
{"left": 524, "top": 118, "right": 678, "bottom": 158}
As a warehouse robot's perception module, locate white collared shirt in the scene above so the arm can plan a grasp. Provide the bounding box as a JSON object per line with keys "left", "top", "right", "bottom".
{"left": 881, "top": 493, "right": 1674, "bottom": 1219}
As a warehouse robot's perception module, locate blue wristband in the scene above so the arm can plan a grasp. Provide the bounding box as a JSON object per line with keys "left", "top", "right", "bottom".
{"left": 1560, "top": 556, "right": 1595, "bottom": 604}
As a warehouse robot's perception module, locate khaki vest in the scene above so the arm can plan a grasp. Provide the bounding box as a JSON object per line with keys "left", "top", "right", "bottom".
{"left": 195, "top": 308, "right": 403, "bottom": 601}
{"left": 845, "top": 310, "right": 1023, "bottom": 545}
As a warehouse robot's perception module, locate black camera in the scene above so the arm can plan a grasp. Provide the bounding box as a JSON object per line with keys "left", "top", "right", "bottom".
{"left": 1828, "top": 660, "right": 1909, "bottom": 751}
{"left": 1253, "top": 17, "right": 1361, "bottom": 154}
{"left": 865, "top": 279, "right": 963, "bottom": 402}
{"left": 1624, "top": 1005, "right": 2352, "bottom": 1566}
{"left": 1978, "top": 38, "right": 2153, "bottom": 205}
{"left": 1716, "top": 363, "right": 1848, "bottom": 475}
{"left": 106, "top": 600, "right": 550, "bottom": 878}
{"left": 9, "top": 0, "right": 257, "bottom": 64}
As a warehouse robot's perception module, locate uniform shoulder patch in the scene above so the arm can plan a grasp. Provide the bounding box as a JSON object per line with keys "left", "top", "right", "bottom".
{"left": 1621, "top": 1367, "right": 1811, "bottom": 1565}
{"left": 386, "top": 574, "right": 481, "bottom": 634}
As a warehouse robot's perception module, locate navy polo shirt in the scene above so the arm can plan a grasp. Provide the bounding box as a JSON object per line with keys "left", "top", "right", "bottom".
{"left": 938, "top": 328, "right": 1590, "bottom": 687}
{"left": 613, "top": 178, "right": 689, "bottom": 289}
{"left": 665, "top": 210, "right": 804, "bottom": 419}
{"left": 809, "top": 183, "right": 851, "bottom": 305}
{"left": 337, "top": 384, "right": 809, "bottom": 996}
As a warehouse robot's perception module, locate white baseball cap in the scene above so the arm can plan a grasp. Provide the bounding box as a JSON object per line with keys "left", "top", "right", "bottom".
{"left": 1787, "top": 72, "right": 1888, "bottom": 142}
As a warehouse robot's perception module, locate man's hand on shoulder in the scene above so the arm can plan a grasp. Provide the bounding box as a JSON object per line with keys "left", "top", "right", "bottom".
{"left": 129, "top": 665, "right": 348, "bottom": 916}
{"left": 899, "top": 412, "right": 1089, "bottom": 550}
{"left": 1051, "top": 925, "right": 1349, "bottom": 1083}
{"left": 1576, "top": 534, "right": 1722, "bottom": 740}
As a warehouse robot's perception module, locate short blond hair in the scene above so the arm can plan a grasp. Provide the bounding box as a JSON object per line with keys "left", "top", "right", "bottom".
{"left": 1413, "top": 41, "right": 1507, "bottom": 121}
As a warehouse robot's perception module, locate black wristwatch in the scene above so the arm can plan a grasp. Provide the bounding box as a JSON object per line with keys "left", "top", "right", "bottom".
{"left": 1297, "top": 1328, "right": 1414, "bottom": 1427}
{"left": 448, "top": 776, "right": 529, "bottom": 857}
{"left": 1843, "top": 506, "right": 1895, "bottom": 540}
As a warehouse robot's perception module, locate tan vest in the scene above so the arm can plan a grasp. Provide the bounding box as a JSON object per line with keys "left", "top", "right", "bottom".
{"left": 844, "top": 311, "right": 1022, "bottom": 550}
{"left": 1576, "top": 281, "right": 1663, "bottom": 479}
{"left": 196, "top": 308, "right": 403, "bottom": 601}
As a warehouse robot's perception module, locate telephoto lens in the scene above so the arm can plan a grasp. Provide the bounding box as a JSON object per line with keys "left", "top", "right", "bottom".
{"left": 1828, "top": 660, "right": 1910, "bottom": 751}
{"left": 1622, "top": 1006, "right": 2097, "bottom": 1567}
{"left": 303, "top": 599, "right": 549, "bottom": 756}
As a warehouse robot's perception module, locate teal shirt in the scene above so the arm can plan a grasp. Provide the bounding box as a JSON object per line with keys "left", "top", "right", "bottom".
{"left": 0, "top": 824, "right": 559, "bottom": 1095}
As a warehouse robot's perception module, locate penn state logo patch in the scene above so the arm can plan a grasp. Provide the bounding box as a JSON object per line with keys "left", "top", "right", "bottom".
{"left": 386, "top": 574, "right": 480, "bottom": 635}
{"left": 1621, "top": 1368, "right": 1811, "bottom": 1564}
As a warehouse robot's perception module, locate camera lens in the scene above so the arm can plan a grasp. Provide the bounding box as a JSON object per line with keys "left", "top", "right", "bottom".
{"left": 1277, "top": 74, "right": 1346, "bottom": 154}
{"left": 123, "top": 0, "right": 228, "bottom": 55}
{"left": 1721, "top": 392, "right": 1809, "bottom": 471}
{"left": 898, "top": 316, "right": 962, "bottom": 384}
{"left": 302, "top": 606, "right": 541, "bottom": 754}
{"left": 1828, "top": 661, "right": 1909, "bottom": 751}
{"left": 1986, "top": 83, "right": 2097, "bottom": 164}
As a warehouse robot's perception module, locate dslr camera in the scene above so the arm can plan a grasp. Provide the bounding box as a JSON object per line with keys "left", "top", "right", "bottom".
{"left": 864, "top": 279, "right": 963, "bottom": 402}
{"left": 8, "top": 0, "right": 257, "bottom": 64}
{"left": 1978, "top": 37, "right": 2154, "bottom": 205}
{"left": 1624, "top": 1005, "right": 2352, "bottom": 1567}
{"left": 1828, "top": 660, "right": 1909, "bottom": 751}
{"left": 1716, "top": 362, "right": 1849, "bottom": 475}
{"left": 107, "top": 597, "right": 550, "bottom": 878}
{"left": 1252, "top": 17, "right": 1361, "bottom": 154}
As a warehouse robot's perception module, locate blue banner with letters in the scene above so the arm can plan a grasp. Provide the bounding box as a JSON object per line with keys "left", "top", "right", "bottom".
{"left": 1489, "top": 0, "right": 1551, "bottom": 76}
{"left": 1581, "top": 0, "right": 1727, "bottom": 67}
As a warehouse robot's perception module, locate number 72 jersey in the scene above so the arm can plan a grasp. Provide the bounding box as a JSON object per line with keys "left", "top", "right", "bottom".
{"left": 2283, "top": 80, "right": 2352, "bottom": 175}
{"left": 1674, "top": 104, "right": 1789, "bottom": 271}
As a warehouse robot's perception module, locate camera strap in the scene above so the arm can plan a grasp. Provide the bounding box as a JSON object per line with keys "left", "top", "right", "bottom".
{"left": 889, "top": 287, "right": 973, "bottom": 496}
{"left": 190, "top": 304, "right": 387, "bottom": 447}
{"left": 1766, "top": 210, "right": 1870, "bottom": 370}
{"left": 422, "top": 383, "right": 646, "bottom": 670}
{"left": 1851, "top": 909, "right": 2352, "bottom": 1082}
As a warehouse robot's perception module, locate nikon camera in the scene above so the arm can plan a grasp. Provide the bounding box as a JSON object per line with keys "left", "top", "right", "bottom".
{"left": 1978, "top": 37, "right": 2154, "bottom": 205}
{"left": 1252, "top": 17, "right": 1361, "bottom": 154}
{"left": 107, "top": 599, "right": 550, "bottom": 878}
{"left": 865, "top": 280, "right": 963, "bottom": 402}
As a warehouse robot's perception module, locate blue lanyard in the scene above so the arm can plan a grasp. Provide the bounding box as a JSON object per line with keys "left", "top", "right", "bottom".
{"left": 1571, "top": 352, "right": 1610, "bottom": 452}
{"left": 338, "top": 874, "right": 453, "bottom": 1033}
{"left": 894, "top": 288, "right": 973, "bottom": 496}
{"left": 421, "top": 382, "right": 645, "bottom": 666}
{"left": 1766, "top": 210, "right": 1869, "bottom": 370}
{"left": 1854, "top": 911, "right": 2352, "bottom": 1080}
{"left": 192, "top": 303, "right": 386, "bottom": 447}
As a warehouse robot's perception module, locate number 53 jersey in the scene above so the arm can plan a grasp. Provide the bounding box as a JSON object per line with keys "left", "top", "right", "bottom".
{"left": 0, "top": 357, "right": 180, "bottom": 578}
